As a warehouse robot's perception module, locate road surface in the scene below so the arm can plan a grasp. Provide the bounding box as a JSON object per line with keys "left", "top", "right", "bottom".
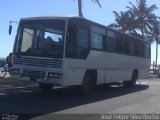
{"left": 0, "top": 78, "right": 160, "bottom": 120}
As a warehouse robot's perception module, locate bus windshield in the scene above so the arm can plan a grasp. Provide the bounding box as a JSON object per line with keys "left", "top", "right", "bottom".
{"left": 14, "top": 19, "right": 66, "bottom": 58}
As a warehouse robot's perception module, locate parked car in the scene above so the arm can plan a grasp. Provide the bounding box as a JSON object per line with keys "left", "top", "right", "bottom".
{"left": 157, "top": 67, "right": 160, "bottom": 78}
{"left": 152, "top": 65, "right": 160, "bottom": 78}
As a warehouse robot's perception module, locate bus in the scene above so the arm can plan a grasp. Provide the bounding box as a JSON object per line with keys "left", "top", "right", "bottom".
{"left": 10, "top": 16, "right": 151, "bottom": 94}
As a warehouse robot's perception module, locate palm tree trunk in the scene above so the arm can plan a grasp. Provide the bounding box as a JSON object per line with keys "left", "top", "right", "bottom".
{"left": 78, "top": 0, "right": 83, "bottom": 17}
{"left": 141, "top": 29, "right": 144, "bottom": 38}
{"left": 140, "top": 24, "right": 145, "bottom": 38}
{"left": 156, "top": 41, "right": 158, "bottom": 68}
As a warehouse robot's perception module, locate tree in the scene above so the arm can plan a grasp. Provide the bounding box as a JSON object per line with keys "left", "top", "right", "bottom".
{"left": 111, "top": 0, "right": 160, "bottom": 69}
{"left": 150, "top": 18, "right": 160, "bottom": 67}
{"left": 127, "top": 0, "right": 158, "bottom": 38}
{"left": 111, "top": 10, "right": 136, "bottom": 33}
{"left": 76, "top": 0, "right": 102, "bottom": 17}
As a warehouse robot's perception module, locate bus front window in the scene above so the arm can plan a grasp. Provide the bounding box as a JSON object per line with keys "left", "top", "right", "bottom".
{"left": 14, "top": 20, "right": 65, "bottom": 58}
{"left": 38, "top": 28, "right": 63, "bottom": 57}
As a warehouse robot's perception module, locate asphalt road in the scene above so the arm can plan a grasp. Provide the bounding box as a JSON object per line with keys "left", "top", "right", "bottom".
{"left": 0, "top": 78, "right": 160, "bottom": 120}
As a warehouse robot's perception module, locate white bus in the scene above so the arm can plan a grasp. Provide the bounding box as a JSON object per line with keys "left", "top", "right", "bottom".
{"left": 10, "top": 16, "right": 151, "bottom": 93}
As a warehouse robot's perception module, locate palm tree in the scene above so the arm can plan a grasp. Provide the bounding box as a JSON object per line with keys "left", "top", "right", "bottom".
{"left": 76, "top": 0, "right": 102, "bottom": 17}
{"left": 151, "top": 19, "right": 160, "bottom": 68}
{"left": 127, "top": 0, "right": 157, "bottom": 38}
{"left": 78, "top": 0, "right": 83, "bottom": 17}
{"left": 111, "top": 10, "right": 136, "bottom": 33}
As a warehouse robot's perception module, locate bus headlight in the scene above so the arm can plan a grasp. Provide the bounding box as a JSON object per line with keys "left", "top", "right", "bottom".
{"left": 48, "top": 72, "right": 62, "bottom": 78}
{"left": 12, "top": 69, "right": 20, "bottom": 74}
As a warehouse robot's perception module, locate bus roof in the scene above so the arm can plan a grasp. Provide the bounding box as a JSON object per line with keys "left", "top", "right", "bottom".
{"left": 20, "top": 15, "right": 81, "bottom": 21}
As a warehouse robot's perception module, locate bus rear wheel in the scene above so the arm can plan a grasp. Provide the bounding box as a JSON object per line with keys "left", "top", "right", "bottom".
{"left": 123, "top": 71, "right": 138, "bottom": 87}
{"left": 39, "top": 83, "right": 54, "bottom": 91}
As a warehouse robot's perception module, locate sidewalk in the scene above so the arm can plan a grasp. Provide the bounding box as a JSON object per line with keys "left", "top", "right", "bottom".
{"left": 0, "top": 76, "right": 38, "bottom": 90}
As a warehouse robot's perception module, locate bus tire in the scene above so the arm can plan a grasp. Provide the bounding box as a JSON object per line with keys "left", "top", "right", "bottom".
{"left": 123, "top": 70, "right": 138, "bottom": 87}
{"left": 39, "top": 83, "right": 54, "bottom": 91}
{"left": 81, "top": 71, "right": 97, "bottom": 95}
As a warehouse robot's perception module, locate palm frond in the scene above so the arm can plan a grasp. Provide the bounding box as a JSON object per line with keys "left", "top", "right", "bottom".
{"left": 92, "top": 0, "right": 102, "bottom": 7}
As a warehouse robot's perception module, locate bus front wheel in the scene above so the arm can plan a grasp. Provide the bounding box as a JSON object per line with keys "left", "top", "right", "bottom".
{"left": 39, "top": 83, "right": 54, "bottom": 91}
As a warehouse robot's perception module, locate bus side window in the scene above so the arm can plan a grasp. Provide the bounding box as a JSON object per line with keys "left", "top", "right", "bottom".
{"left": 116, "top": 39, "right": 121, "bottom": 52}
{"left": 77, "top": 28, "right": 88, "bottom": 48}
{"left": 122, "top": 40, "right": 129, "bottom": 54}
{"left": 91, "top": 32, "right": 103, "bottom": 49}
{"left": 135, "top": 43, "right": 143, "bottom": 57}
{"left": 91, "top": 25, "right": 105, "bottom": 50}
{"left": 144, "top": 44, "right": 150, "bottom": 58}
{"left": 66, "top": 21, "right": 89, "bottom": 59}
{"left": 129, "top": 42, "right": 135, "bottom": 56}
{"left": 66, "top": 23, "right": 77, "bottom": 58}
{"left": 76, "top": 28, "right": 89, "bottom": 58}
{"left": 107, "top": 30, "right": 116, "bottom": 52}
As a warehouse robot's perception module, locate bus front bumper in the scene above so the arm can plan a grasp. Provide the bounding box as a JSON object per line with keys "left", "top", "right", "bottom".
{"left": 10, "top": 68, "right": 63, "bottom": 85}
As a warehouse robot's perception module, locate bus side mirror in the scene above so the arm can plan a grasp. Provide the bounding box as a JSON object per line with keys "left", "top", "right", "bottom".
{"left": 9, "top": 24, "right": 12, "bottom": 35}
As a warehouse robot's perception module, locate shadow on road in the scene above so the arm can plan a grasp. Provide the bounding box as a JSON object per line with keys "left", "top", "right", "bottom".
{"left": 0, "top": 83, "right": 149, "bottom": 119}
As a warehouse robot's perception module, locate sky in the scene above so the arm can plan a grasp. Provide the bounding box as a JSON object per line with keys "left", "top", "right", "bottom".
{"left": 0, "top": 0, "right": 160, "bottom": 63}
